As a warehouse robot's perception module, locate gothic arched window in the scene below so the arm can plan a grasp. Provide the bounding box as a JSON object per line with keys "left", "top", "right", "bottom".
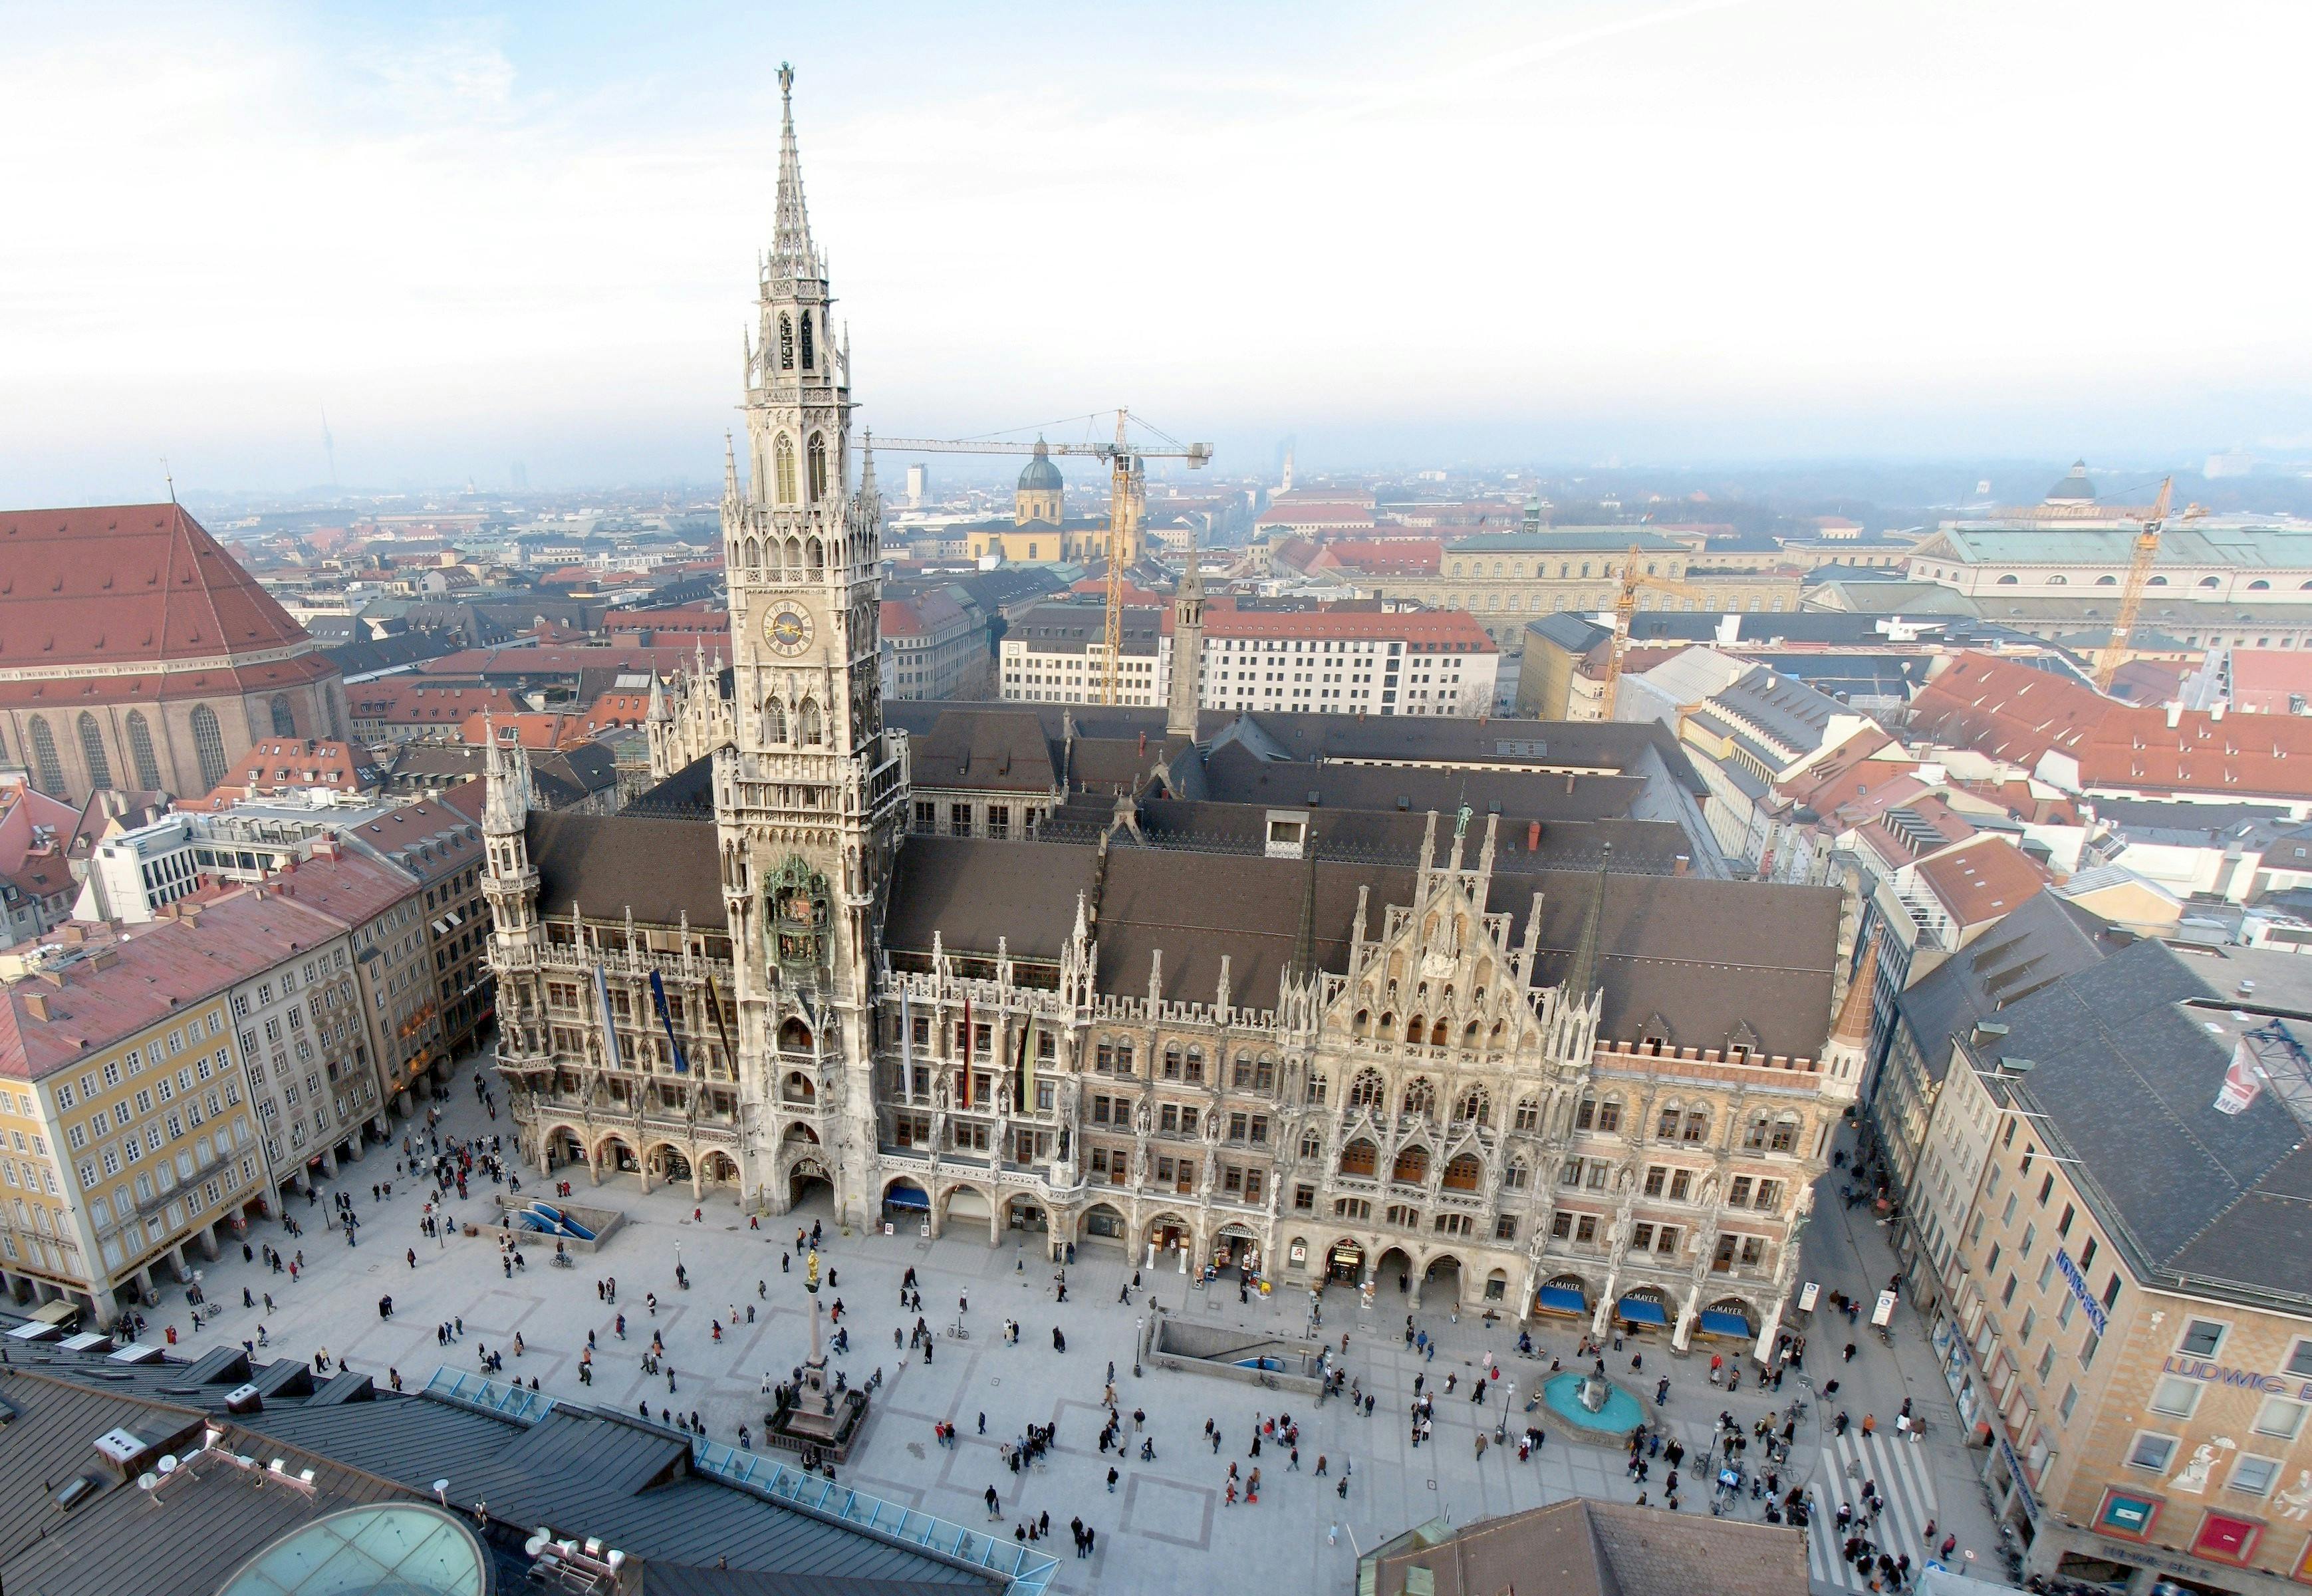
{"left": 1347, "top": 1068, "right": 1385, "bottom": 1110}
{"left": 190, "top": 704, "right": 229, "bottom": 791}
{"left": 778, "top": 314, "right": 795, "bottom": 370}
{"left": 269, "top": 694, "right": 295, "bottom": 736}
{"left": 799, "top": 311, "right": 815, "bottom": 370}
{"left": 27, "top": 716, "right": 64, "bottom": 794}
{"left": 775, "top": 436, "right": 797, "bottom": 505}
{"left": 76, "top": 713, "right": 112, "bottom": 790}
{"left": 125, "top": 710, "right": 160, "bottom": 789}
{"left": 796, "top": 698, "right": 823, "bottom": 746}
{"left": 1402, "top": 1077, "right": 1435, "bottom": 1119}
{"left": 763, "top": 699, "right": 788, "bottom": 743}
{"left": 806, "top": 432, "right": 827, "bottom": 501}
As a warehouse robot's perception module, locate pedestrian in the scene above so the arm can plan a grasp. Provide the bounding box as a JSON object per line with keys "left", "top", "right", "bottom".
{"left": 1316, "top": 1454, "right": 1328, "bottom": 1476}
{"left": 979, "top": 1412, "right": 987, "bottom": 1434}
{"left": 1107, "top": 1466, "right": 1118, "bottom": 1494}
{"left": 1845, "top": 1341, "right": 1857, "bottom": 1363}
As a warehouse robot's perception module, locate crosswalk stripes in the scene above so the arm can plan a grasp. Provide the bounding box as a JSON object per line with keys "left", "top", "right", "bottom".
{"left": 1801, "top": 1429, "right": 1940, "bottom": 1591}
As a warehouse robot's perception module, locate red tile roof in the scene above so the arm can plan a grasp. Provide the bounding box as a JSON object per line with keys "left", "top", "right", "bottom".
{"left": 0, "top": 503, "right": 311, "bottom": 668}
{"left": 186, "top": 737, "right": 382, "bottom": 809}
{"left": 1913, "top": 652, "right": 2312, "bottom": 803}
{"left": 2226, "top": 648, "right": 2312, "bottom": 716}
{"left": 1914, "top": 835, "right": 2050, "bottom": 931}
{"left": 350, "top": 680, "right": 522, "bottom": 726}
{"left": 0, "top": 503, "right": 336, "bottom": 708}
{"left": 457, "top": 712, "right": 591, "bottom": 750}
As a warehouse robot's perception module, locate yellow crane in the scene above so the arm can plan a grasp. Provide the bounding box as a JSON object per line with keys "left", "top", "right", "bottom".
{"left": 2091, "top": 476, "right": 2175, "bottom": 694}
{"left": 875, "top": 410, "right": 1213, "bottom": 704}
{"left": 1597, "top": 544, "right": 1704, "bottom": 720}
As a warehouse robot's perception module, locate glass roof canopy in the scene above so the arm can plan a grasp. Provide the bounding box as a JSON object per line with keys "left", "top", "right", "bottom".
{"left": 217, "top": 1504, "right": 489, "bottom": 1596}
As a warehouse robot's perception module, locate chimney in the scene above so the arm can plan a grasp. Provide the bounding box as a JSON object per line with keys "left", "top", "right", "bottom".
{"left": 1674, "top": 855, "right": 1690, "bottom": 875}
{"left": 1526, "top": 820, "right": 1541, "bottom": 852}
{"left": 2212, "top": 701, "right": 2228, "bottom": 722}
{"left": 22, "top": 992, "right": 50, "bottom": 1020}
{"left": 2166, "top": 702, "right": 2182, "bottom": 729}
{"left": 61, "top": 925, "right": 85, "bottom": 946}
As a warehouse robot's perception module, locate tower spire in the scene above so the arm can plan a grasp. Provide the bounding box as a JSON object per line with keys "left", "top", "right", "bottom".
{"left": 1166, "top": 519, "right": 1205, "bottom": 738}
{"left": 771, "top": 63, "right": 817, "bottom": 280}
{"left": 723, "top": 431, "right": 739, "bottom": 505}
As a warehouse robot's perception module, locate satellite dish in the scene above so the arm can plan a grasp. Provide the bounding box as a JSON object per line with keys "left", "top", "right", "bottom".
{"left": 157, "top": 1456, "right": 178, "bottom": 1474}
{"left": 136, "top": 1472, "right": 158, "bottom": 1492}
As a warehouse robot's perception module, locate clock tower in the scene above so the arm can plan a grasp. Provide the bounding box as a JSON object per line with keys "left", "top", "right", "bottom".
{"left": 719, "top": 64, "right": 906, "bottom": 1224}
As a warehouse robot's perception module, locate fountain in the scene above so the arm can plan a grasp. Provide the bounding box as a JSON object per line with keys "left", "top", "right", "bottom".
{"left": 1541, "top": 1371, "right": 1645, "bottom": 1440}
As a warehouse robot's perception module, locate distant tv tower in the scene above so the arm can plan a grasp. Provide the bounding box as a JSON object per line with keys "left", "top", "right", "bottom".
{"left": 321, "top": 404, "right": 338, "bottom": 487}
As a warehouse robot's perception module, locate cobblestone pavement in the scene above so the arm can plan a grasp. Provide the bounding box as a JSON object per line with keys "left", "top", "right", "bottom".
{"left": 142, "top": 1071, "right": 2005, "bottom": 1596}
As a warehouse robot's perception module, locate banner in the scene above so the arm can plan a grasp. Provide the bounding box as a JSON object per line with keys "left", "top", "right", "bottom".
{"left": 1017, "top": 1015, "right": 1033, "bottom": 1105}
{"left": 592, "top": 964, "right": 622, "bottom": 1073}
{"left": 962, "top": 997, "right": 973, "bottom": 1109}
{"left": 2215, "top": 1037, "right": 2265, "bottom": 1116}
{"left": 704, "top": 974, "right": 737, "bottom": 1081}
{"left": 901, "top": 989, "right": 914, "bottom": 1085}
{"left": 648, "top": 971, "right": 689, "bottom": 1074}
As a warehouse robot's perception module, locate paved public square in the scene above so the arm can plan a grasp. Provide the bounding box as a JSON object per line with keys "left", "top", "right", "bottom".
{"left": 148, "top": 1059, "right": 2006, "bottom": 1596}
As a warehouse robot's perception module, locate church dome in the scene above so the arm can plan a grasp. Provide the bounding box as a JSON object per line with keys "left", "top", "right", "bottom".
{"left": 2044, "top": 460, "right": 2096, "bottom": 503}
{"left": 1018, "top": 440, "right": 1063, "bottom": 493}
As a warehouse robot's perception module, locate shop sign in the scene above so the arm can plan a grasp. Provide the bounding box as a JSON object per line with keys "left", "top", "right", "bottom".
{"left": 2054, "top": 1248, "right": 2109, "bottom": 1337}
{"left": 2095, "top": 1488, "right": 2160, "bottom": 1541}
{"left": 1992, "top": 1432, "right": 2042, "bottom": 1524}
{"left": 2159, "top": 1355, "right": 2312, "bottom": 1400}
{"left": 1798, "top": 1281, "right": 1819, "bottom": 1311}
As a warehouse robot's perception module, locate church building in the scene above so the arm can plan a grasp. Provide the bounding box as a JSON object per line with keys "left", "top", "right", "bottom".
{"left": 0, "top": 504, "right": 349, "bottom": 804}
{"left": 481, "top": 70, "right": 1861, "bottom": 1361}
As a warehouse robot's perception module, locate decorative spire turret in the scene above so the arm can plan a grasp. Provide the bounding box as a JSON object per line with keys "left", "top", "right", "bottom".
{"left": 770, "top": 63, "right": 817, "bottom": 281}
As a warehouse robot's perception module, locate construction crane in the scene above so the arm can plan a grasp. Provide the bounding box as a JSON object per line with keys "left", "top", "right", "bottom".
{"left": 1597, "top": 544, "right": 1704, "bottom": 720}
{"left": 874, "top": 410, "right": 1214, "bottom": 704}
{"left": 2091, "top": 476, "right": 2175, "bottom": 694}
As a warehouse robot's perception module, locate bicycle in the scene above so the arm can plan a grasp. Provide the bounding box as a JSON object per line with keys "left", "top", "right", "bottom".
{"left": 946, "top": 1321, "right": 971, "bottom": 1341}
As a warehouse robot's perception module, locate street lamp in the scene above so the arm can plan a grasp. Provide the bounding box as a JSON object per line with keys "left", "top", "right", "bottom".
{"left": 1133, "top": 1315, "right": 1144, "bottom": 1379}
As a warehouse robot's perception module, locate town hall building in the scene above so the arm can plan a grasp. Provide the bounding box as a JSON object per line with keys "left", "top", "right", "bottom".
{"left": 479, "top": 69, "right": 1861, "bottom": 1361}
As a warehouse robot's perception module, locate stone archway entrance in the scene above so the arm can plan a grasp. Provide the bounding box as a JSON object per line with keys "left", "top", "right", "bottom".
{"left": 1423, "top": 1252, "right": 1465, "bottom": 1311}
{"left": 1212, "top": 1224, "right": 1261, "bottom": 1277}
{"left": 1377, "top": 1245, "right": 1416, "bottom": 1295}
{"left": 787, "top": 1158, "right": 834, "bottom": 1210}
{"left": 1325, "top": 1238, "right": 1366, "bottom": 1285}
{"left": 1079, "top": 1202, "right": 1126, "bottom": 1248}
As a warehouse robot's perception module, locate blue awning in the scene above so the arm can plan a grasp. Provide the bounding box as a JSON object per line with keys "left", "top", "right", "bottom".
{"left": 1536, "top": 1286, "right": 1588, "bottom": 1315}
{"left": 882, "top": 1186, "right": 930, "bottom": 1211}
{"left": 1615, "top": 1295, "right": 1668, "bottom": 1326}
{"left": 1699, "top": 1309, "right": 1755, "bottom": 1338}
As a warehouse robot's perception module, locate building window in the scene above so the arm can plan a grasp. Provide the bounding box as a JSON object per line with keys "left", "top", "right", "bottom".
{"left": 2126, "top": 1432, "right": 2178, "bottom": 1472}
{"left": 807, "top": 433, "right": 828, "bottom": 501}
{"left": 27, "top": 715, "right": 64, "bottom": 794}
{"left": 2177, "top": 1319, "right": 2227, "bottom": 1358}
{"left": 269, "top": 695, "right": 296, "bottom": 736}
{"left": 190, "top": 705, "right": 229, "bottom": 791}
{"left": 76, "top": 712, "right": 113, "bottom": 789}
{"left": 125, "top": 710, "right": 161, "bottom": 789}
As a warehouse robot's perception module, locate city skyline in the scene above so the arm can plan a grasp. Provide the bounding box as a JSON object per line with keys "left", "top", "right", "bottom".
{"left": 8, "top": 1, "right": 2312, "bottom": 501}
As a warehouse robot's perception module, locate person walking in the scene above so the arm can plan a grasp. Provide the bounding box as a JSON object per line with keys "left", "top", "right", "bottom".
{"left": 1107, "top": 1466, "right": 1118, "bottom": 1494}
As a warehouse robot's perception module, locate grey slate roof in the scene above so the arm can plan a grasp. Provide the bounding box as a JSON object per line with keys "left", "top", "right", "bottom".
{"left": 1892, "top": 889, "right": 2123, "bottom": 1090}
{"left": 1969, "top": 938, "right": 2312, "bottom": 1305}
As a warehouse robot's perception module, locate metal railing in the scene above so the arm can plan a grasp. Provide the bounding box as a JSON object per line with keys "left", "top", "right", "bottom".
{"left": 692, "top": 1441, "right": 1058, "bottom": 1596}
{"left": 423, "top": 1366, "right": 558, "bottom": 1424}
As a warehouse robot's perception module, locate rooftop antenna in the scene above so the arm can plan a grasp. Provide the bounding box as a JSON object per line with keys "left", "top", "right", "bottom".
{"left": 162, "top": 458, "right": 176, "bottom": 505}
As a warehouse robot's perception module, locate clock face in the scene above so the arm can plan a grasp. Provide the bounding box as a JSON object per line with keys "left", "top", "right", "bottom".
{"left": 763, "top": 604, "right": 814, "bottom": 657}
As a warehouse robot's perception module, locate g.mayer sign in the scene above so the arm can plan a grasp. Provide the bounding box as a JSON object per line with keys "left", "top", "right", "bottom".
{"left": 2158, "top": 1355, "right": 2312, "bottom": 1400}
{"left": 2053, "top": 1248, "right": 2109, "bottom": 1338}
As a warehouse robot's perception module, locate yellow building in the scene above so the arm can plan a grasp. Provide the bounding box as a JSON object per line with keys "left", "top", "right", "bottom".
{"left": 1, "top": 920, "right": 273, "bottom": 1329}
{"left": 962, "top": 440, "right": 1138, "bottom": 567}
{"left": 1913, "top": 940, "right": 2312, "bottom": 1595}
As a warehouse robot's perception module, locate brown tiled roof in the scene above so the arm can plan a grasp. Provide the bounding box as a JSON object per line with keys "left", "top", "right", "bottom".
{"left": 1365, "top": 1499, "right": 1806, "bottom": 1596}
{"left": 886, "top": 837, "right": 1839, "bottom": 1057}
{"left": 527, "top": 811, "right": 725, "bottom": 928}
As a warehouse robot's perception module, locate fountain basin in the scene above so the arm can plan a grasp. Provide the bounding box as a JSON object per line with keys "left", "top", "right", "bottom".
{"left": 1541, "top": 1372, "right": 1645, "bottom": 1440}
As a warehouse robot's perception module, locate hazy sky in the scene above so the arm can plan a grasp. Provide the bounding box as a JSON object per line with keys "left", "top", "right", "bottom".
{"left": 7, "top": 0, "right": 2311, "bottom": 501}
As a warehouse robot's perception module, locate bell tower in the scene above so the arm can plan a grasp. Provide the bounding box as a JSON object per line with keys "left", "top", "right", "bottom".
{"left": 718, "top": 65, "right": 906, "bottom": 1226}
